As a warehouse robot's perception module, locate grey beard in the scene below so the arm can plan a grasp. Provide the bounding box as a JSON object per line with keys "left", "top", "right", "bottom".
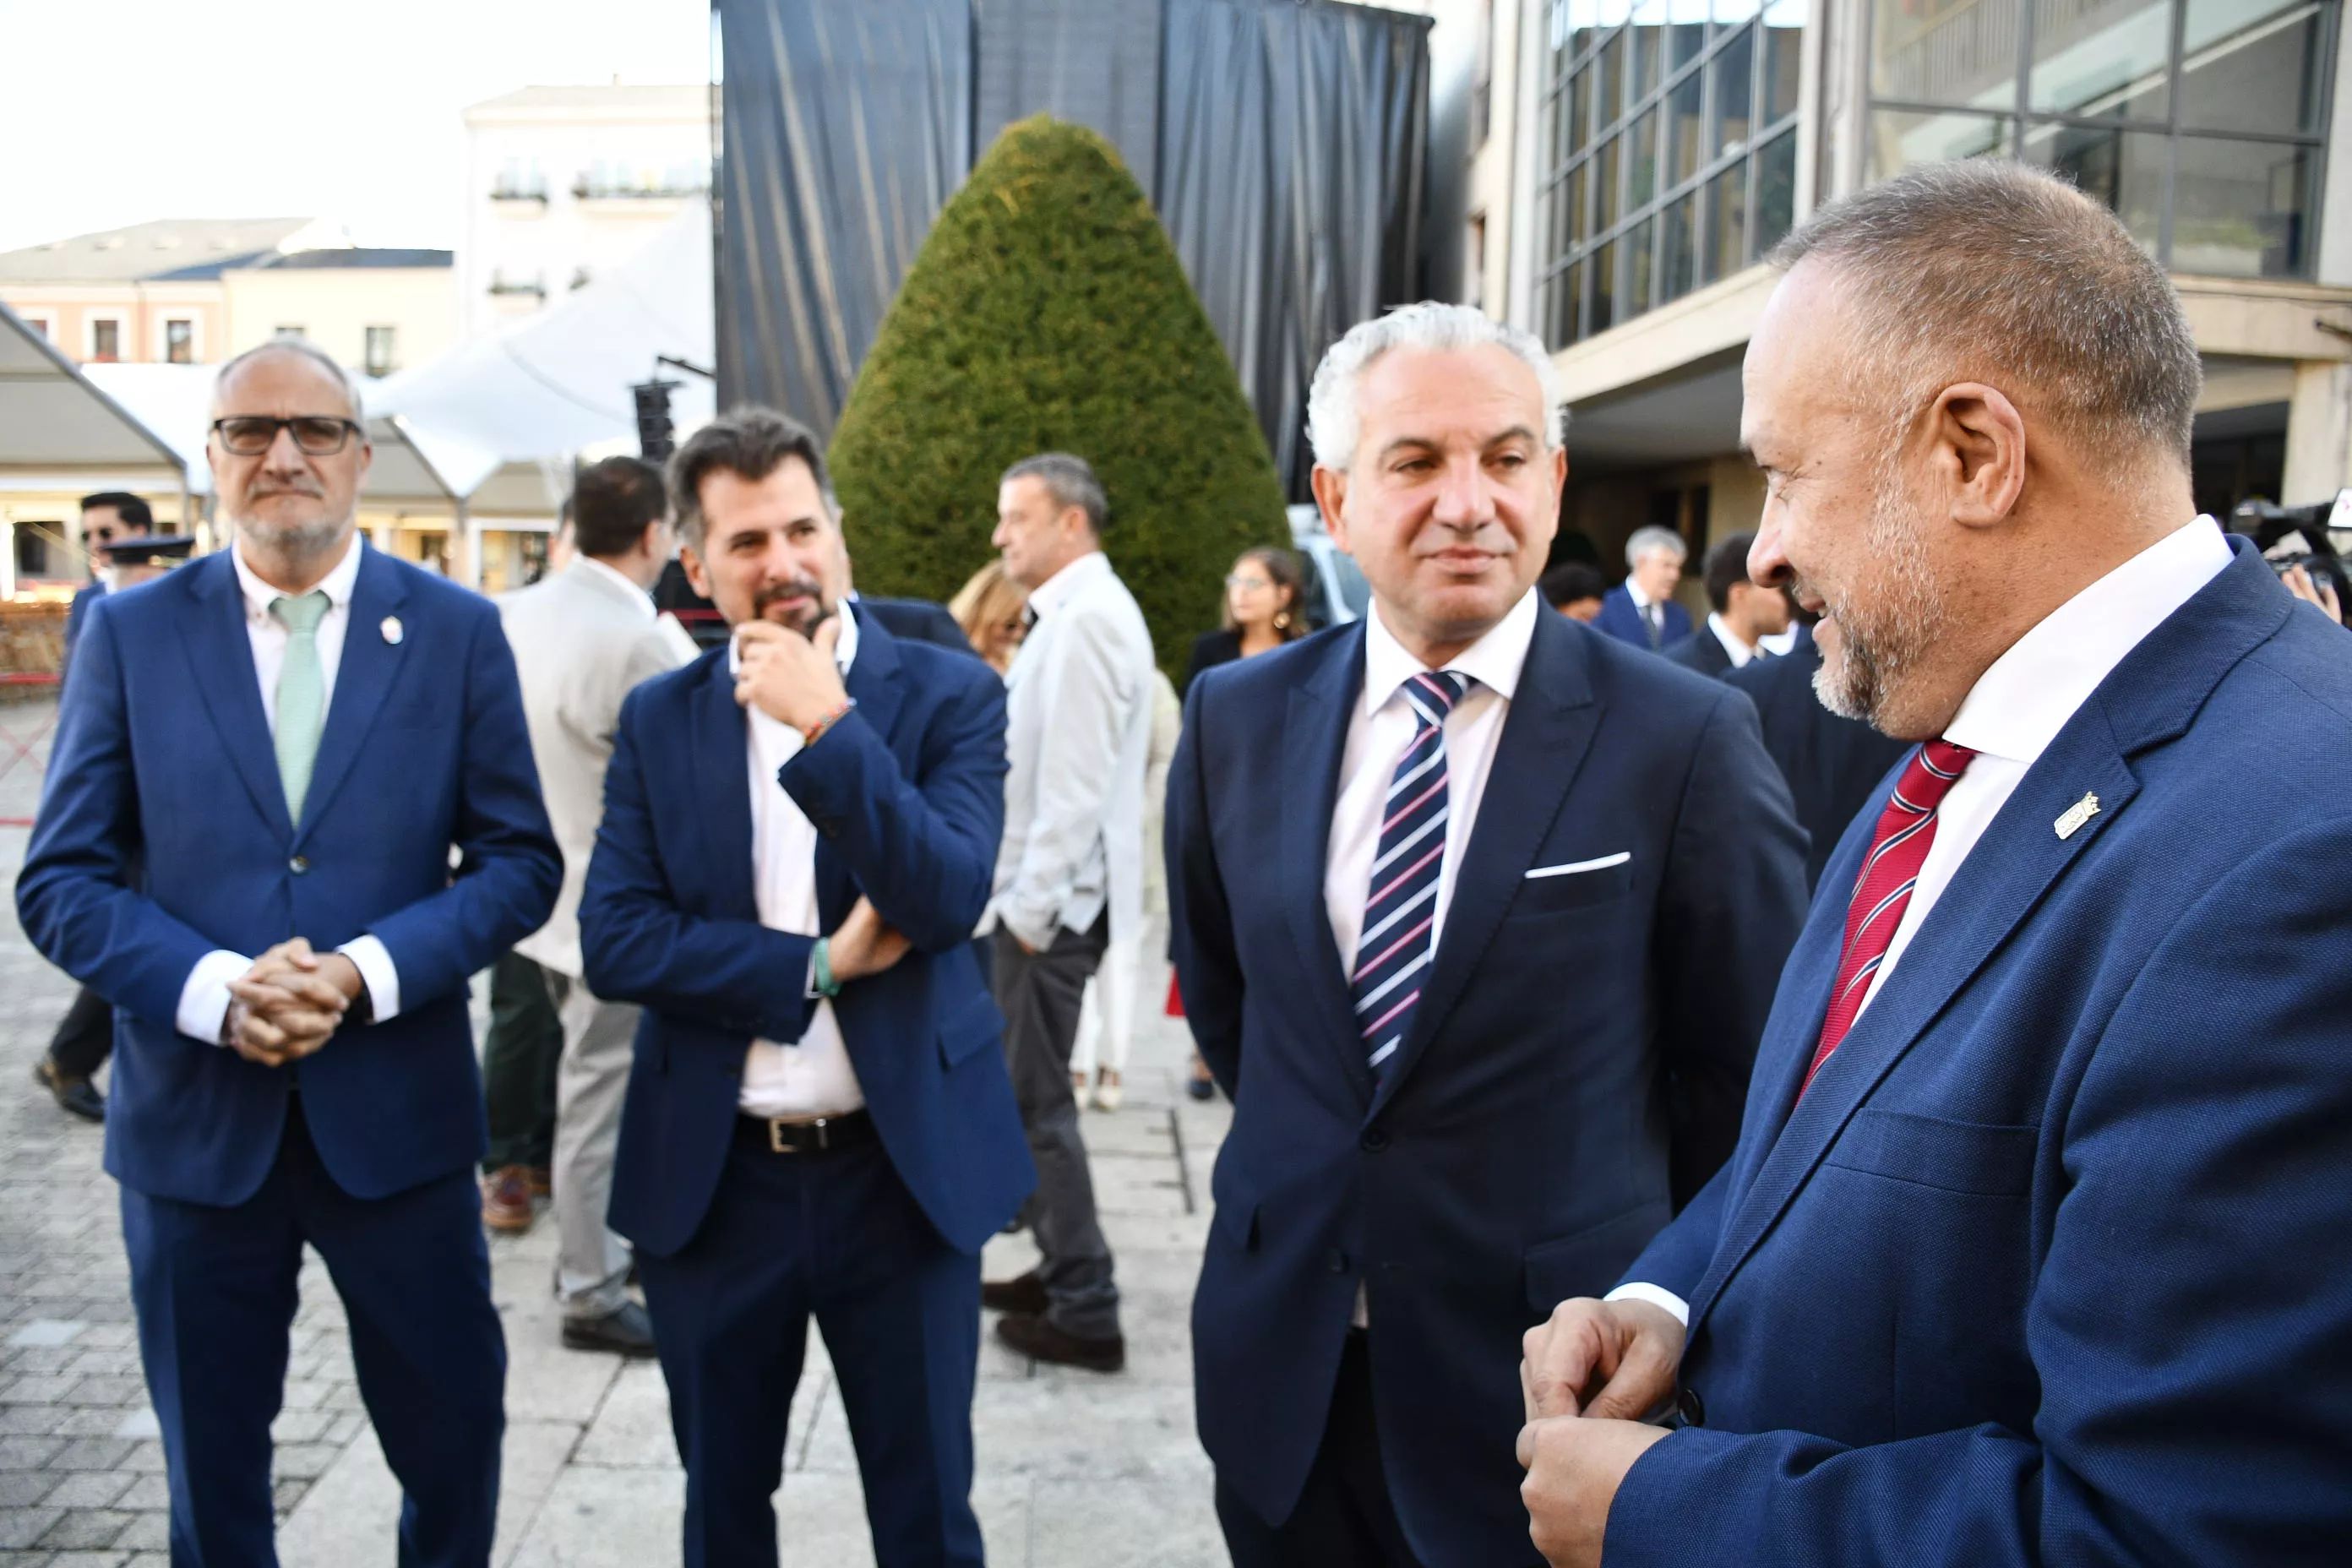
{"left": 1808, "top": 471, "right": 1944, "bottom": 732}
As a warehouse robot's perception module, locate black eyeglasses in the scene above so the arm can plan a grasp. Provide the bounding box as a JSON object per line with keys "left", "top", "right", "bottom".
{"left": 210, "top": 416, "right": 362, "bottom": 456}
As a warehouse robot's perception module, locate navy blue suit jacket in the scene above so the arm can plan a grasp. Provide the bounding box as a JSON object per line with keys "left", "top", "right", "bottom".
{"left": 1606, "top": 544, "right": 2352, "bottom": 1564}
{"left": 1168, "top": 607, "right": 1808, "bottom": 1565}
{"left": 1593, "top": 583, "right": 1690, "bottom": 651}
{"left": 16, "top": 544, "right": 561, "bottom": 1206}
{"left": 59, "top": 580, "right": 102, "bottom": 690}
{"left": 582, "top": 607, "right": 1032, "bottom": 1260}
{"left": 1662, "top": 624, "right": 1733, "bottom": 677}
{"left": 858, "top": 594, "right": 976, "bottom": 657}
{"left": 1723, "top": 624, "right": 1909, "bottom": 891}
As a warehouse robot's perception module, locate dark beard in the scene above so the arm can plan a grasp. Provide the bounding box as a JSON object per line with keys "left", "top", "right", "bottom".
{"left": 753, "top": 578, "right": 832, "bottom": 638}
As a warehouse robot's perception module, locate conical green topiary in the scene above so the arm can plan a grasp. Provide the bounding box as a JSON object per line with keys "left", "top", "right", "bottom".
{"left": 829, "top": 115, "right": 1289, "bottom": 678}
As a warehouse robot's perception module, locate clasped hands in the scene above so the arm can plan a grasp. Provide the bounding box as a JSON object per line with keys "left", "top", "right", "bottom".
{"left": 223, "top": 938, "right": 363, "bottom": 1066}
{"left": 734, "top": 618, "right": 849, "bottom": 732}
{"left": 1516, "top": 1296, "right": 1683, "bottom": 1567}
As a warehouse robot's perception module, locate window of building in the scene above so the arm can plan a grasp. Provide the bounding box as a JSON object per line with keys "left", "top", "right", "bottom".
{"left": 165, "top": 318, "right": 193, "bottom": 364}
{"left": 365, "top": 325, "right": 396, "bottom": 378}
{"left": 16, "top": 526, "right": 53, "bottom": 579}
{"left": 1867, "top": 0, "right": 2335, "bottom": 278}
{"left": 275, "top": 324, "right": 306, "bottom": 340}
{"left": 1535, "top": 0, "right": 1807, "bottom": 351}
{"left": 22, "top": 314, "right": 52, "bottom": 340}
{"left": 89, "top": 317, "right": 122, "bottom": 362}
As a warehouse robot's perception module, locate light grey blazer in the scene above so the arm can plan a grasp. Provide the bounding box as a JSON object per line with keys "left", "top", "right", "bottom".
{"left": 993, "top": 550, "right": 1157, "bottom": 950}
{"left": 498, "top": 558, "right": 689, "bottom": 978}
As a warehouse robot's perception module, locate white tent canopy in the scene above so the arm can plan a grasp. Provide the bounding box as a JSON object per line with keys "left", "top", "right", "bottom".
{"left": 0, "top": 302, "right": 187, "bottom": 494}
{"left": 368, "top": 205, "right": 716, "bottom": 497}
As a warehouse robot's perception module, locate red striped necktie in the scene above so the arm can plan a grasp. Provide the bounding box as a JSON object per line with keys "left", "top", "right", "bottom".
{"left": 1801, "top": 739, "right": 1977, "bottom": 1097}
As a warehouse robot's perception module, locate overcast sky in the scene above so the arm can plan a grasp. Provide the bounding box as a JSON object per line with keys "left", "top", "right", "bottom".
{"left": 0, "top": 0, "right": 712, "bottom": 254}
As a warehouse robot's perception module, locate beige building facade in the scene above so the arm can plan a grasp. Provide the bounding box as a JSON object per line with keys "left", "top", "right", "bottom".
{"left": 1456, "top": 0, "right": 2352, "bottom": 596}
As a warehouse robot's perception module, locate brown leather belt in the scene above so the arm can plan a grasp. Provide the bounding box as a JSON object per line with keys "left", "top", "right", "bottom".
{"left": 735, "top": 1108, "right": 875, "bottom": 1155}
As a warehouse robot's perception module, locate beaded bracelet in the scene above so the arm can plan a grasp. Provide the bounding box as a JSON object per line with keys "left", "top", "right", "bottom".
{"left": 803, "top": 696, "right": 858, "bottom": 749}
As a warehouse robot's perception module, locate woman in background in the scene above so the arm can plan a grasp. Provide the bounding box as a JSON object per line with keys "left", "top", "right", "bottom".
{"left": 950, "top": 559, "right": 1031, "bottom": 676}
{"left": 1182, "top": 545, "right": 1308, "bottom": 694}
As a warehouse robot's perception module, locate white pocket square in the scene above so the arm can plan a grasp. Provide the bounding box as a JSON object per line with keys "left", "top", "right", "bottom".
{"left": 1525, "top": 852, "right": 1631, "bottom": 879}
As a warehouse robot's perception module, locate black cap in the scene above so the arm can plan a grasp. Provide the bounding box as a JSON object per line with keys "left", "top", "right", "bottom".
{"left": 98, "top": 533, "right": 195, "bottom": 570}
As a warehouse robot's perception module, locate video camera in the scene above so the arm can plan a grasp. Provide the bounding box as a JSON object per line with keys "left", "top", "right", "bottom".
{"left": 2229, "top": 490, "right": 2352, "bottom": 606}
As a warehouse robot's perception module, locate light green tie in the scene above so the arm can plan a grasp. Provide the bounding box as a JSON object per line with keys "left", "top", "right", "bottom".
{"left": 270, "top": 591, "right": 331, "bottom": 823}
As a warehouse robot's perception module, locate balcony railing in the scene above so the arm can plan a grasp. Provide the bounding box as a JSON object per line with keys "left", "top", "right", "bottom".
{"left": 571, "top": 177, "right": 707, "bottom": 201}
{"left": 490, "top": 180, "right": 549, "bottom": 204}
{"left": 487, "top": 274, "right": 546, "bottom": 298}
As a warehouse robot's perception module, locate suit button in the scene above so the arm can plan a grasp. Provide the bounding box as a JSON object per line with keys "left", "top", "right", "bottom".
{"left": 1676, "top": 1385, "right": 1706, "bottom": 1428}
{"left": 289, "top": 856, "right": 309, "bottom": 874}
{"left": 1359, "top": 1127, "right": 1390, "bottom": 1152}
{"left": 1326, "top": 1249, "right": 1348, "bottom": 1274}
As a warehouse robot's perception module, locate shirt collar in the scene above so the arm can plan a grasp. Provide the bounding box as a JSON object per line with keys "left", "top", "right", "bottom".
{"left": 1361, "top": 585, "right": 1541, "bottom": 719}
{"left": 232, "top": 531, "right": 362, "bottom": 618}
{"left": 1625, "top": 576, "right": 1655, "bottom": 610}
{"left": 1707, "top": 612, "right": 1755, "bottom": 667}
{"left": 1025, "top": 549, "right": 1109, "bottom": 621}
{"left": 724, "top": 597, "right": 863, "bottom": 679}
{"left": 1944, "top": 515, "right": 2234, "bottom": 765}
{"left": 578, "top": 555, "right": 656, "bottom": 618}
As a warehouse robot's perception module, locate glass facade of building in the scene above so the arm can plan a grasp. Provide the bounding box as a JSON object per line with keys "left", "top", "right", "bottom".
{"left": 1870, "top": 0, "right": 2336, "bottom": 277}
{"left": 1534, "top": 0, "right": 1807, "bottom": 349}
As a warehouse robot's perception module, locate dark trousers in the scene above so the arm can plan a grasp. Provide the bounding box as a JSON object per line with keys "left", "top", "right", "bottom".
{"left": 480, "top": 950, "right": 563, "bottom": 1173}
{"left": 121, "top": 1097, "right": 506, "bottom": 1568}
{"left": 637, "top": 1120, "right": 984, "bottom": 1568}
{"left": 46, "top": 983, "right": 112, "bottom": 1080}
{"left": 1217, "top": 1331, "right": 1420, "bottom": 1568}
{"left": 992, "top": 917, "right": 1119, "bottom": 1337}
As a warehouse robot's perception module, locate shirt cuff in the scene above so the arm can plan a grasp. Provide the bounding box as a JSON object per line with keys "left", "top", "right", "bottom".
{"left": 1603, "top": 1282, "right": 1690, "bottom": 1327}
{"left": 178, "top": 949, "right": 254, "bottom": 1045}
{"left": 337, "top": 936, "right": 400, "bottom": 1023}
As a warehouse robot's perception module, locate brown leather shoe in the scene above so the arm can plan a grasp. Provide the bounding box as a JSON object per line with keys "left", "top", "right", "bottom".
{"left": 981, "top": 1270, "right": 1049, "bottom": 1315}
{"left": 482, "top": 1166, "right": 536, "bottom": 1233}
{"left": 995, "top": 1312, "right": 1124, "bottom": 1373}
{"left": 525, "top": 1165, "right": 553, "bottom": 1197}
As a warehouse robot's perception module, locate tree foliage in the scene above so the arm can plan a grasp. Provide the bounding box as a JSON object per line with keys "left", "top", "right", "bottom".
{"left": 829, "top": 115, "right": 1289, "bottom": 676}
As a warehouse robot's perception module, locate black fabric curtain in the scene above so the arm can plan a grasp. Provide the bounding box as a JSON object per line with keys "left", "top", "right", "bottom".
{"left": 715, "top": 0, "right": 1432, "bottom": 488}
{"left": 1157, "top": 0, "right": 1430, "bottom": 498}
{"left": 715, "top": 0, "right": 972, "bottom": 429}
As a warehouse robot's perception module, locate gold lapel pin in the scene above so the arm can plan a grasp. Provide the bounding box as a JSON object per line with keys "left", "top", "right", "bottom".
{"left": 380, "top": 615, "right": 404, "bottom": 645}
{"left": 2055, "top": 792, "right": 2100, "bottom": 840}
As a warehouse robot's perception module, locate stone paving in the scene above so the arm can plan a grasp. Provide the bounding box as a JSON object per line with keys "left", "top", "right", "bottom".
{"left": 0, "top": 696, "right": 1234, "bottom": 1566}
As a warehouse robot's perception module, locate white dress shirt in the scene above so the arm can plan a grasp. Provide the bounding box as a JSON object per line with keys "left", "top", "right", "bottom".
{"left": 1607, "top": 515, "right": 2235, "bottom": 1328}
{"left": 737, "top": 608, "right": 867, "bottom": 1119}
{"left": 1325, "top": 587, "right": 1540, "bottom": 969}
{"left": 1703, "top": 611, "right": 1758, "bottom": 668}
{"left": 175, "top": 536, "right": 400, "bottom": 1044}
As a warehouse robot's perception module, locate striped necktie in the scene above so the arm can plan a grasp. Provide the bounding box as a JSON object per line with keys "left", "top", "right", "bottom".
{"left": 1353, "top": 670, "right": 1473, "bottom": 1077}
{"left": 1802, "top": 739, "right": 1976, "bottom": 1096}
{"left": 270, "top": 591, "right": 331, "bottom": 823}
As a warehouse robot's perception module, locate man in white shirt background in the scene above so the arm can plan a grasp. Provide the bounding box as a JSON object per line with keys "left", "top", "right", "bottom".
{"left": 1166, "top": 302, "right": 1805, "bottom": 1567}
{"left": 1519, "top": 162, "right": 2352, "bottom": 1567}
{"left": 1663, "top": 531, "right": 1791, "bottom": 678}
{"left": 578, "top": 408, "right": 1032, "bottom": 1567}
{"left": 18, "top": 338, "right": 560, "bottom": 1566}
{"left": 979, "top": 453, "right": 1157, "bottom": 1373}
{"left": 496, "top": 455, "right": 689, "bottom": 1356}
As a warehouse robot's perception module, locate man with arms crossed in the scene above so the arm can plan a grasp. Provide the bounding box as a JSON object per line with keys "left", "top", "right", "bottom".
{"left": 1168, "top": 302, "right": 1807, "bottom": 1566}
{"left": 18, "top": 340, "right": 558, "bottom": 1566}
{"left": 499, "top": 455, "right": 688, "bottom": 1354}
{"left": 1519, "top": 163, "right": 2352, "bottom": 1565}
{"left": 580, "top": 408, "right": 1031, "bottom": 1567}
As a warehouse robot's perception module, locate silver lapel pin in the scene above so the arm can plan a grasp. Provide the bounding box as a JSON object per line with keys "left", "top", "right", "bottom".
{"left": 380, "top": 615, "right": 404, "bottom": 645}
{"left": 2054, "top": 792, "right": 2100, "bottom": 840}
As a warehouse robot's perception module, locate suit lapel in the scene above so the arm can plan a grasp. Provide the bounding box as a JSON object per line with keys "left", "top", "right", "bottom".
{"left": 690, "top": 653, "right": 760, "bottom": 923}
{"left": 816, "top": 604, "right": 904, "bottom": 925}
{"left": 1282, "top": 628, "right": 1375, "bottom": 1102}
{"left": 173, "top": 553, "right": 291, "bottom": 840}
{"left": 294, "top": 546, "right": 410, "bottom": 844}
{"left": 1370, "top": 609, "right": 1598, "bottom": 1117}
{"left": 1681, "top": 545, "right": 2289, "bottom": 1334}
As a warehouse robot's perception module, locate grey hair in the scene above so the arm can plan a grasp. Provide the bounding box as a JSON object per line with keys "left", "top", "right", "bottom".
{"left": 1001, "top": 452, "right": 1108, "bottom": 534}
{"left": 1769, "top": 160, "right": 2202, "bottom": 467}
{"left": 210, "top": 336, "right": 366, "bottom": 423}
{"left": 1307, "top": 301, "right": 1566, "bottom": 471}
{"left": 1625, "top": 525, "right": 1687, "bottom": 569}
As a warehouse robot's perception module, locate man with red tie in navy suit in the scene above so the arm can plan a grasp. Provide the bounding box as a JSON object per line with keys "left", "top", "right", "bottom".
{"left": 17, "top": 339, "right": 560, "bottom": 1566}
{"left": 578, "top": 408, "right": 1031, "bottom": 1568}
{"left": 1519, "top": 163, "right": 2352, "bottom": 1565}
{"left": 1167, "top": 302, "right": 1809, "bottom": 1567}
